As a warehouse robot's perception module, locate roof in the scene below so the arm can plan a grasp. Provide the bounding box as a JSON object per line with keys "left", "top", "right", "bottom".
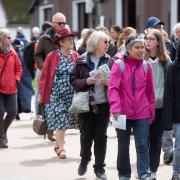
{"left": 2, "top": 0, "right": 32, "bottom": 24}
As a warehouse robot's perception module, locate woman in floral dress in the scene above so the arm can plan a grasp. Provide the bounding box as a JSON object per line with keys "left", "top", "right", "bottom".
{"left": 39, "top": 27, "right": 79, "bottom": 158}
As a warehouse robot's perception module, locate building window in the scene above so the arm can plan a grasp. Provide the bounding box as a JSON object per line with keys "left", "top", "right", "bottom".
{"left": 122, "top": 0, "right": 136, "bottom": 28}
{"left": 44, "top": 8, "right": 52, "bottom": 21}
{"left": 178, "top": 1, "right": 180, "bottom": 21}
{"left": 39, "top": 4, "right": 53, "bottom": 28}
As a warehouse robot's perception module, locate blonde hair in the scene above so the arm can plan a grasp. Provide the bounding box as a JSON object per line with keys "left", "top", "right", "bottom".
{"left": 0, "top": 28, "right": 11, "bottom": 50}
{"left": 144, "top": 29, "right": 169, "bottom": 61}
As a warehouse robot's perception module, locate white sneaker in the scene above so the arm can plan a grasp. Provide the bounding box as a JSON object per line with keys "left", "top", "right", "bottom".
{"left": 150, "top": 172, "right": 157, "bottom": 180}
{"left": 140, "top": 174, "right": 151, "bottom": 180}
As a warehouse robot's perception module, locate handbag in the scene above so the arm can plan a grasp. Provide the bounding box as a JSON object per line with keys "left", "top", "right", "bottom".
{"left": 32, "top": 102, "right": 47, "bottom": 136}
{"left": 33, "top": 115, "right": 47, "bottom": 135}
{"left": 68, "top": 91, "right": 90, "bottom": 114}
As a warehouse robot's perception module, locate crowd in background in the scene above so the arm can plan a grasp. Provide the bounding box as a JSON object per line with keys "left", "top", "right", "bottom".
{"left": 0, "top": 12, "right": 180, "bottom": 180}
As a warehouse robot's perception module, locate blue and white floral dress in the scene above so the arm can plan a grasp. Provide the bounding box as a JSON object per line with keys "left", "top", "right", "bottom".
{"left": 44, "top": 50, "right": 79, "bottom": 131}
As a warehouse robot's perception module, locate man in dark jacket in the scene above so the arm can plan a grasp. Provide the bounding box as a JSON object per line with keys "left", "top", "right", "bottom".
{"left": 34, "top": 12, "right": 67, "bottom": 142}
{"left": 163, "top": 40, "right": 180, "bottom": 180}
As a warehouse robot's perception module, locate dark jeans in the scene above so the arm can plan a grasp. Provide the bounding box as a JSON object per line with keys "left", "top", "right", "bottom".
{"left": 0, "top": 93, "right": 17, "bottom": 119}
{"left": 79, "top": 103, "right": 109, "bottom": 173}
{"left": 149, "top": 108, "right": 164, "bottom": 173}
{"left": 116, "top": 119, "right": 150, "bottom": 178}
{"left": 0, "top": 93, "right": 17, "bottom": 134}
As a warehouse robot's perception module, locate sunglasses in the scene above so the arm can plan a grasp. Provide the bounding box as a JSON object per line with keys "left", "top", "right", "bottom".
{"left": 55, "top": 22, "right": 67, "bottom": 26}
{"left": 125, "top": 34, "right": 144, "bottom": 47}
{"left": 104, "top": 40, "right": 110, "bottom": 44}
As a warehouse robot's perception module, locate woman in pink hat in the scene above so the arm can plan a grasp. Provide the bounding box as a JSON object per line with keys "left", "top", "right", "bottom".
{"left": 39, "top": 27, "right": 79, "bottom": 159}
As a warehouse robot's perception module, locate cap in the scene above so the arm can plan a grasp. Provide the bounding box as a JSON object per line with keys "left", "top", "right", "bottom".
{"left": 12, "top": 38, "right": 23, "bottom": 48}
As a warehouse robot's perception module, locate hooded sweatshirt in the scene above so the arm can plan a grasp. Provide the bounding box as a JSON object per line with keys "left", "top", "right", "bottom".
{"left": 147, "top": 57, "right": 171, "bottom": 109}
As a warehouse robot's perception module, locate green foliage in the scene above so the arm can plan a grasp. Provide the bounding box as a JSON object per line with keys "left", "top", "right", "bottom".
{"left": 2, "top": 0, "right": 32, "bottom": 24}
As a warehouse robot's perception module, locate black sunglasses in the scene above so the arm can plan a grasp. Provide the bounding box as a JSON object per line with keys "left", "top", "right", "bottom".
{"left": 104, "top": 40, "right": 110, "bottom": 44}
{"left": 55, "top": 22, "right": 67, "bottom": 26}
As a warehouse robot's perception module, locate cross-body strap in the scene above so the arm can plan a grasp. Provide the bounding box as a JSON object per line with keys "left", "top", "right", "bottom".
{"left": 0, "top": 55, "right": 8, "bottom": 80}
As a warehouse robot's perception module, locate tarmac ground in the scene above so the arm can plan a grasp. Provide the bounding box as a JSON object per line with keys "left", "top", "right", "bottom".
{"left": 0, "top": 112, "right": 173, "bottom": 180}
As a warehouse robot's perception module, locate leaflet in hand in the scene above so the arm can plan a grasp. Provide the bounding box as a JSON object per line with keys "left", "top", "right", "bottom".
{"left": 110, "top": 114, "right": 126, "bottom": 130}
{"left": 89, "top": 64, "right": 110, "bottom": 79}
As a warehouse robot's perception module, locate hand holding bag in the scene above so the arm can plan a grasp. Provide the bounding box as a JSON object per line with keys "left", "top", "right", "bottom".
{"left": 68, "top": 91, "right": 90, "bottom": 114}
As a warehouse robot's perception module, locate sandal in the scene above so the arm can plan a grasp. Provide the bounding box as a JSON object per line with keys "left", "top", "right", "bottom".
{"left": 58, "top": 149, "right": 66, "bottom": 159}
{"left": 54, "top": 147, "right": 59, "bottom": 156}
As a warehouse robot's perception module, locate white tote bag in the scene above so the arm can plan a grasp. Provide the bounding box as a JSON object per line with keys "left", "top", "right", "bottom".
{"left": 68, "top": 91, "right": 90, "bottom": 114}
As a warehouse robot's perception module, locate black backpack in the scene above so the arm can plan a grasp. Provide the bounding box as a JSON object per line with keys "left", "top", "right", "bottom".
{"left": 23, "top": 41, "right": 36, "bottom": 79}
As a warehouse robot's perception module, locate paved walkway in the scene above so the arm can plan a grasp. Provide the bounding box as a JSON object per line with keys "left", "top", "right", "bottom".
{"left": 0, "top": 112, "right": 173, "bottom": 180}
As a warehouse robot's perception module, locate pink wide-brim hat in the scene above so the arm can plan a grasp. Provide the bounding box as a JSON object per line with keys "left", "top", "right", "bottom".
{"left": 55, "top": 27, "right": 76, "bottom": 40}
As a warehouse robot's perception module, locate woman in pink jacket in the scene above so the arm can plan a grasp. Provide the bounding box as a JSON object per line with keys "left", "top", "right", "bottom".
{"left": 108, "top": 35, "right": 155, "bottom": 180}
{"left": 0, "top": 28, "right": 22, "bottom": 148}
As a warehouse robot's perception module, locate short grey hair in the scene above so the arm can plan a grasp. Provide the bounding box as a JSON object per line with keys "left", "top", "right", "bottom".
{"left": 0, "top": 28, "right": 11, "bottom": 50}
{"left": 86, "top": 31, "right": 109, "bottom": 53}
{"left": 52, "top": 12, "right": 66, "bottom": 22}
{"left": 173, "top": 23, "right": 180, "bottom": 34}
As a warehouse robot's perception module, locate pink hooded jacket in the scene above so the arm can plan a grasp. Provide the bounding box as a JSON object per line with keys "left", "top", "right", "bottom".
{"left": 108, "top": 56, "right": 155, "bottom": 123}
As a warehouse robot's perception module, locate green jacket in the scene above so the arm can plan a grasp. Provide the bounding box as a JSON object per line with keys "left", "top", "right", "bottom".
{"left": 34, "top": 28, "right": 58, "bottom": 69}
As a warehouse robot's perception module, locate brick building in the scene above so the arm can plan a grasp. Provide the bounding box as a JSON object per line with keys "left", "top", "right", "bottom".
{"left": 28, "top": 0, "right": 180, "bottom": 36}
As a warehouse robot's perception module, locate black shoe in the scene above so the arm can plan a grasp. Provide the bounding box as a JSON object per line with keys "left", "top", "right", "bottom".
{"left": 15, "top": 114, "right": 20, "bottom": 121}
{"left": 4, "top": 134, "right": 8, "bottom": 144}
{"left": 95, "top": 171, "right": 107, "bottom": 180}
{"left": 47, "top": 135, "right": 56, "bottom": 142}
{"left": 0, "top": 141, "right": 8, "bottom": 148}
{"left": 164, "top": 150, "right": 173, "bottom": 164}
{"left": 78, "top": 162, "right": 88, "bottom": 176}
{"left": 47, "top": 129, "right": 56, "bottom": 142}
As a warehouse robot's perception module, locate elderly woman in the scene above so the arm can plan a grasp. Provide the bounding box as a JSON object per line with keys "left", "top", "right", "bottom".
{"left": 70, "top": 31, "right": 112, "bottom": 180}
{"left": 108, "top": 35, "right": 155, "bottom": 180}
{"left": 39, "top": 27, "right": 79, "bottom": 159}
{"left": 0, "top": 28, "right": 22, "bottom": 148}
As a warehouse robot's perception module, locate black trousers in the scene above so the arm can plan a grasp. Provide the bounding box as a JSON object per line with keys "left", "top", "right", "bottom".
{"left": 79, "top": 103, "right": 109, "bottom": 173}
{"left": 0, "top": 93, "right": 17, "bottom": 140}
{"left": 149, "top": 108, "right": 164, "bottom": 173}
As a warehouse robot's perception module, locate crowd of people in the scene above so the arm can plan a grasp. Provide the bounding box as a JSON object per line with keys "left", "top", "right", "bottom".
{"left": 0, "top": 12, "right": 180, "bottom": 180}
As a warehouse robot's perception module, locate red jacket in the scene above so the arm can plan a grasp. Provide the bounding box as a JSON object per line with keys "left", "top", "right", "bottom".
{"left": 39, "top": 50, "right": 78, "bottom": 104}
{"left": 0, "top": 49, "right": 22, "bottom": 94}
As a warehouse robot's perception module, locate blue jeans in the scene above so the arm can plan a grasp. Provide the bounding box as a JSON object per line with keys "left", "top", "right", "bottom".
{"left": 173, "top": 123, "right": 180, "bottom": 172}
{"left": 162, "top": 130, "right": 174, "bottom": 153}
{"left": 116, "top": 119, "right": 150, "bottom": 178}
